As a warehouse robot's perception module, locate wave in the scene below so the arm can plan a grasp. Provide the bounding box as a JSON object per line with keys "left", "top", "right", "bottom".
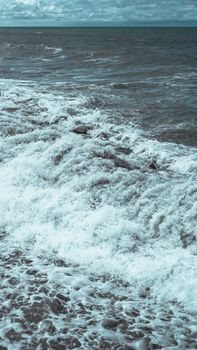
{"left": 0, "top": 79, "right": 197, "bottom": 349}
{"left": 0, "top": 79, "right": 196, "bottom": 316}
{"left": 44, "top": 46, "right": 63, "bottom": 55}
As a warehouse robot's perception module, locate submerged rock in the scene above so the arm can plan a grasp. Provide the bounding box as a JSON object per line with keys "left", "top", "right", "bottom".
{"left": 56, "top": 293, "right": 70, "bottom": 302}
{"left": 5, "top": 329, "right": 23, "bottom": 342}
{"left": 71, "top": 125, "right": 92, "bottom": 135}
{"left": 102, "top": 318, "right": 119, "bottom": 329}
{"left": 48, "top": 297, "right": 65, "bottom": 315}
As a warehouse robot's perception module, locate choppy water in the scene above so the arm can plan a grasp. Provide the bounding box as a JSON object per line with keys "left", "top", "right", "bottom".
{"left": 0, "top": 28, "right": 197, "bottom": 349}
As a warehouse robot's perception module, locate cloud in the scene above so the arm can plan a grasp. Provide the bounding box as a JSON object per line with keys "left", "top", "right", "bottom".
{"left": 0, "top": 0, "right": 197, "bottom": 25}
{"left": 16, "top": 0, "right": 37, "bottom": 4}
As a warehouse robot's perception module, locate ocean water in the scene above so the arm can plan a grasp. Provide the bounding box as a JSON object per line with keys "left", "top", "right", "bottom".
{"left": 0, "top": 28, "right": 197, "bottom": 349}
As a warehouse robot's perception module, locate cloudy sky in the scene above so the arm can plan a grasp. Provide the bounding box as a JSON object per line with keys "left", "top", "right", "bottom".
{"left": 0, "top": 0, "right": 196, "bottom": 26}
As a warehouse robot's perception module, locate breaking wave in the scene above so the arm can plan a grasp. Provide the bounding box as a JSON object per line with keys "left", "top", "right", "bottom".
{"left": 0, "top": 79, "right": 197, "bottom": 349}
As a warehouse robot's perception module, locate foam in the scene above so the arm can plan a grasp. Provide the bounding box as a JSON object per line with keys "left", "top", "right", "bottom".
{"left": 0, "top": 80, "right": 197, "bottom": 347}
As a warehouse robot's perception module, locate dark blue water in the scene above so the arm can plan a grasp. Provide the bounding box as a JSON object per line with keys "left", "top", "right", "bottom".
{"left": 0, "top": 28, "right": 197, "bottom": 349}
{"left": 0, "top": 27, "right": 197, "bottom": 146}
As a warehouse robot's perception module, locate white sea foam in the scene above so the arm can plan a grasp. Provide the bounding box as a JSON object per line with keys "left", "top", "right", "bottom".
{"left": 44, "top": 46, "right": 63, "bottom": 55}
{"left": 0, "top": 79, "right": 197, "bottom": 317}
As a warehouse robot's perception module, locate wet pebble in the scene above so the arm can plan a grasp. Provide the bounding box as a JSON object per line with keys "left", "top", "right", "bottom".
{"left": 49, "top": 340, "right": 66, "bottom": 350}
{"left": 116, "top": 147, "right": 132, "bottom": 155}
{"left": 21, "top": 257, "right": 33, "bottom": 265}
{"left": 56, "top": 293, "right": 70, "bottom": 302}
{"left": 71, "top": 125, "right": 92, "bottom": 135}
{"left": 38, "top": 339, "right": 49, "bottom": 350}
{"left": 5, "top": 329, "right": 22, "bottom": 342}
{"left": 50, "top": 337, "right": 81, "bottom": 349}
{"left": 8, "top": 277, "right": 19, "bottom": 285}
{"left": 42, "top": 320, "right": 56, "bottom": 335}
{"left": 49, "top": 297, "right": 66, "bottom": 315}
{"left": 23, "top": 300, "right": 48, "bottom": 323}
{"left": 26, "top": 269, "right": 39, "bottom": 276}
{"left": 126, "top": 329, "right": 144, "bottom": 339}
{"left": 102, "top": 318, "right": 119, "bottom": 329}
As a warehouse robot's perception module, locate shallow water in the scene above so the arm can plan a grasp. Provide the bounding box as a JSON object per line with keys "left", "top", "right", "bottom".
{"left": 0, "top": 28, "right": 197, "bottom": 349}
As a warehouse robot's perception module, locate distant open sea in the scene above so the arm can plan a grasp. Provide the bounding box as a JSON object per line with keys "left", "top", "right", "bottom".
{"left": 0, "top": 28, "right": 197, "bottom": 349}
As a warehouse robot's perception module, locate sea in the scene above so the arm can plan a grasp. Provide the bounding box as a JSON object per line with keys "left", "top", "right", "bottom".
{"left": 0, "top": 27, "right": 197, "bottom": 349}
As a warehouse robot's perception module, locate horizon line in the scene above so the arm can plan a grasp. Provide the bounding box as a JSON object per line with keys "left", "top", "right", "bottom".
{"left": 0, "top": 24, "right": 196, "bottom": 28}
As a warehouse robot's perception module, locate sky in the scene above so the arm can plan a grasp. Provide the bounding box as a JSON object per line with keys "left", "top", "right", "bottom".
{"left": 0, "top": 0, "right": 197, "bottom": 26}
